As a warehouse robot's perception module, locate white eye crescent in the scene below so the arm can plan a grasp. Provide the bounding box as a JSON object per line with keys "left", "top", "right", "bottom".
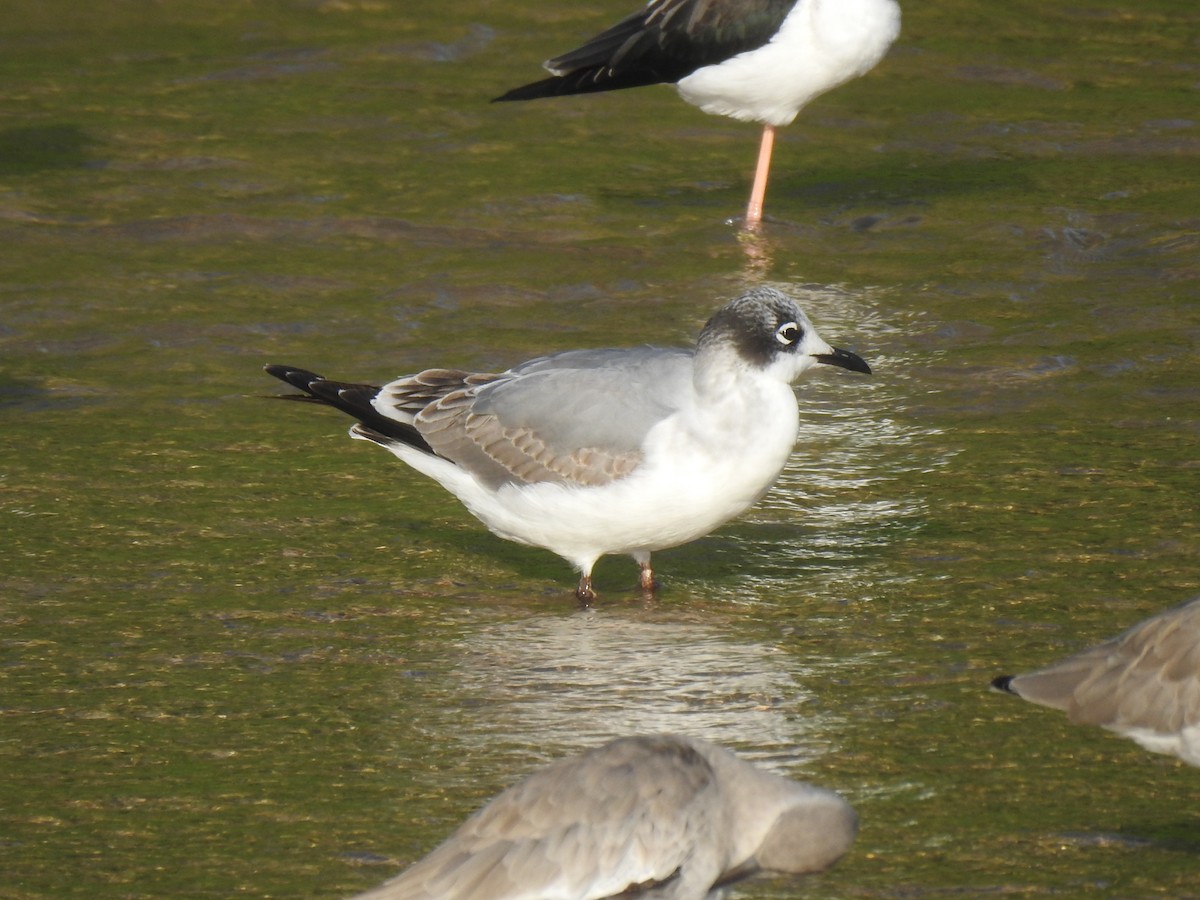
{"left": 775, "top": 321, "right": 802, "bottom": 346}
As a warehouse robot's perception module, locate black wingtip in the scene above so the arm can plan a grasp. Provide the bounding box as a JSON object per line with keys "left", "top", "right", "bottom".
{"left": 493, "top": 67, "right": 668, "bottom": 103}
{"left": 264, "top": 364, "right": 305, "bottom": 378}
{"left": 991, "top": 675, "right": 1018, "bottom": 695}
{"left": 263, "top": 363, "right": 436, "bottom": 456}
{"left": 492, "top": 78, "right": 565, "bottom": 103}
{"left": 264, "top": 364, "right": 326, "bottom": 392}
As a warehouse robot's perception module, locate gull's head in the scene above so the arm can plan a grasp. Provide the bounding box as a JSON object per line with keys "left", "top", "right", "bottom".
{"left": 697, "top": 287, "right": 871, "bottom": 383}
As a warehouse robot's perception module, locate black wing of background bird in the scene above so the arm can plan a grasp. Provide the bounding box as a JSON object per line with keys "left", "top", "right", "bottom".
{"left": 494, "top": 0, "right": 797, "bottom": 99}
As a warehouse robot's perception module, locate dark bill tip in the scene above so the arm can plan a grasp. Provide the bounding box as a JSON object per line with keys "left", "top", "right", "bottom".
{"left": 990, "top": 675, "right": 1018, "bottom": 695}
{"left": 814, "top": 347, "right": 871, "bottom": 375}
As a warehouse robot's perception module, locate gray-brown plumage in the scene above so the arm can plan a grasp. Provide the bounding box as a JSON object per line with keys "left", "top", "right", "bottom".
{"left": 350, "top": 734, "right": 857, "bottom": 899}
{"left": 992, "top": 597, "right": 1200, "bottom": 766}
{"left": 385, "top": 356, "right": 671, "bottom": 490}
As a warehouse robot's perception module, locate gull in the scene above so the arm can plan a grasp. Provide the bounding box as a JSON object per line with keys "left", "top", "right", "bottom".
{"left": 493, "top": 0, "right": 901, "bottom": 227}
{"left": 349, "top": 733, "right": 858, "bottom": 900}
{"left": 992, "top": 597, "right": 1200, "bottom": 766}
{"left": 265, "top": 287, "right": 869, "bottom": 602}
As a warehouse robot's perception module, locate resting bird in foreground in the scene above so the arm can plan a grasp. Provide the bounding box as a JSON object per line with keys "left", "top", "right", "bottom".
{"left": 494, "top": 0, "right": 901, "bottom": 227}
{"left": 992, "top": 597, "right": 1200, "bottom": 766}
{"left": 266, "top": 287, "right": 869, "bottom": 602}
{"left": 349, "top": 734, "right": 857, "bottom": 900}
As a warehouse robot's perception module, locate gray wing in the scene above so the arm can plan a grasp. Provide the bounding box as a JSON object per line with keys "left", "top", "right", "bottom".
{"left": 381, "top": 347, "right": 695, "bottom": 489}
{"left": 355, "top": 736, "right": 720, "bottom": 900}
{"left": 1006, "top": 598, "right": 1200, "bottom": 734}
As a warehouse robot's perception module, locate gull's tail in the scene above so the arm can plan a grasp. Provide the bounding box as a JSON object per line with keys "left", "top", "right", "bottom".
{"left": 263, "top": 364, "right": 434, "bottom": 454}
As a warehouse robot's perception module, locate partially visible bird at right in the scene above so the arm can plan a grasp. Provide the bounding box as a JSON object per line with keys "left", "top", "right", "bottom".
{"left": 992, "top": 597, "right": 1200, "bottom": 767}
{"left": 494, "top": 0, "right": 902, "bottom": 228}
{"left": 349, "top": 733, "right": 858, "bottom": 900}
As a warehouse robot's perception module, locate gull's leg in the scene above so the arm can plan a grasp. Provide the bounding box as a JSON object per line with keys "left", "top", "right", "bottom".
{"left": 633, "top": 551, "right": 658, "bottom": 596}
{"left": 575, "top": 573, "right": 596, "bottom": 605}
{"left": 745, "top": 124, "right": 775, "bottom": 228}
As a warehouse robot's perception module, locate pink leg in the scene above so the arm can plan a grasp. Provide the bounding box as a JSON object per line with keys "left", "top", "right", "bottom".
{"left": 745, "top": 124, "right": 775, "bottom": 228}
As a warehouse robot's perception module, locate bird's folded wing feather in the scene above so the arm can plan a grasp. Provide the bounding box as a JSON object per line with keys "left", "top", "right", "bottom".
{"left": 377, "top": 348, "right": 695, "bottom": 489}
{"left": 546, "top": 0, "right": 796, "bottom": 82}
{"left": 1014, "top": 599, "right": 1200, "bottom": 733}
{"left": 373, "top": 369, "right": 504, "bottom": 420}
{"left": 361, "top": 736, "right": 720, "bottom": 900}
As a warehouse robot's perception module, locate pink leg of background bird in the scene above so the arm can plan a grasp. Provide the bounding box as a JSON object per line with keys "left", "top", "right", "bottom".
{"left": 745, "top": 124, "right": 775, "bottom": 227}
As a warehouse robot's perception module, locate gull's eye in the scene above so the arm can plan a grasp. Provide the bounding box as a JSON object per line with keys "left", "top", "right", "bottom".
{"left": 775, "top": 321, "right": 802, "bottom": 346}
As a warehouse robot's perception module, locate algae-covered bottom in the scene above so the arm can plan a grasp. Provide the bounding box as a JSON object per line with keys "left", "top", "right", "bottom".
{"left": 1, "top": 0, "right": 1198, "bottom": 896}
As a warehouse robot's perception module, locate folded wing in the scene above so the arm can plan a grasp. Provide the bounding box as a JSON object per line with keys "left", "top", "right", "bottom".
{"left": 494, "top": 0, "right": 795, "bottom": 100}
{"left": 374, "top": 347, "right": 696, "bottom": 489}
{"left": 357, "top": 735, "right": 720, "bottom": 900}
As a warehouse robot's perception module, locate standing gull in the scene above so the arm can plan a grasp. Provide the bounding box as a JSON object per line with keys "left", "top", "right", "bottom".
{"left": 349, "top": 734, "right": 858, "bottom": 900}
{"left": 992, "top": 597, "right": 1200, "bottom": 766}
{"left": 265, "top": 287, "right": 869, "bottom": 602}
{"left": 494, "top": 0, "right": 901, "bottom": 227}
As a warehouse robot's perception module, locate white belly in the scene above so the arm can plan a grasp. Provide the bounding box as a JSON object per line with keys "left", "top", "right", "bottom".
{"left": 1123, "top": 723, "right": 1200, "bottom": 767}
{"left": 676, "top": 0, "right": 901, "bottom": 126}
{"left": 391, "top": 384, "right": 803, "bottom": 569}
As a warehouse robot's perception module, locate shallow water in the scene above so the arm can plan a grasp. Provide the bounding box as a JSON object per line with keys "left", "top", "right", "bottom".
{"left": 2, "top": 0, "right": 1199, "bottom": 897}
